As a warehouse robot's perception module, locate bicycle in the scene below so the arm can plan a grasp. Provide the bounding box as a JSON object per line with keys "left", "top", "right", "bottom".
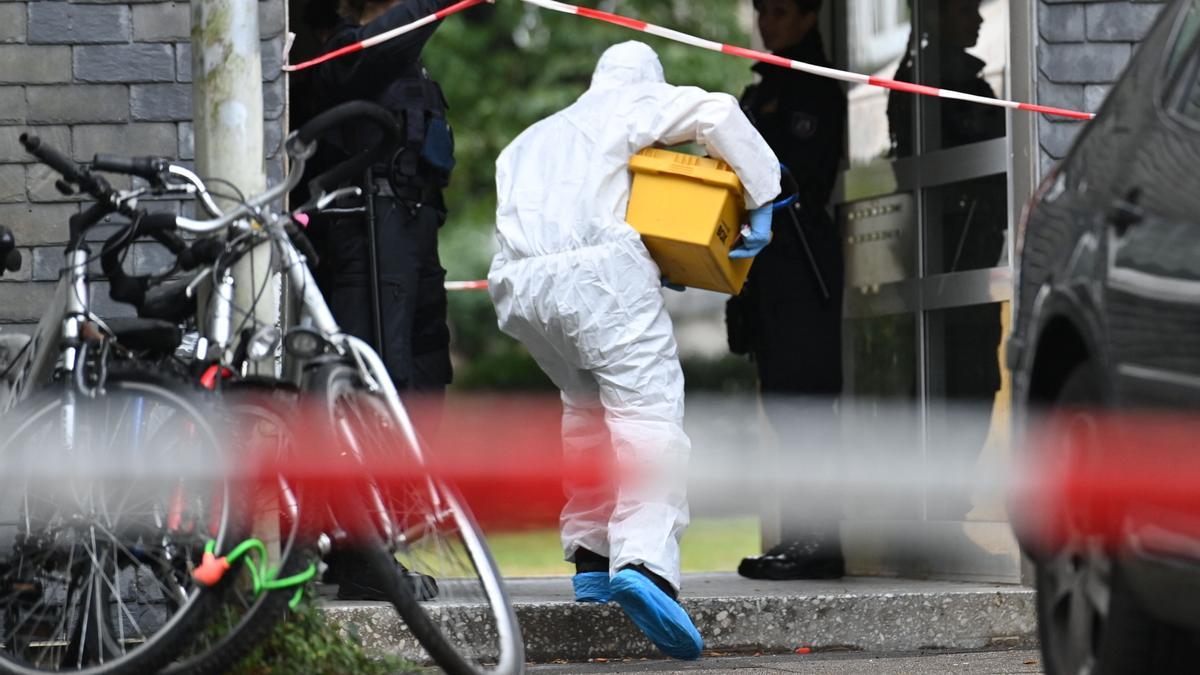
{"left": 0, "top": 136, "right": 244, "bottom": 674}
{"left": 20, "top": 101, "right": 525, "bottom": 675}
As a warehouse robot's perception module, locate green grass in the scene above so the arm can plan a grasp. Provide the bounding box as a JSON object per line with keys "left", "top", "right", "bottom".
{"left": 486, "top": 516, "right": 761, "bottom": 577}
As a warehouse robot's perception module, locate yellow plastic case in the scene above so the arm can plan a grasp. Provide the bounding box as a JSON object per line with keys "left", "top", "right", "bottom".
{"left": 626, "top": 148, "right": 753, "bottom": 295}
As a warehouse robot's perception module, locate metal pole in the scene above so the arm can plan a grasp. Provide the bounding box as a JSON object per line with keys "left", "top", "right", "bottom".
{"left": 785, "top": 203, "right": 831, "bottom": 302}
{"left": 191, "top": 0, "right": 276, "bottom": 376}
{"left": 364, "top": 171, "right": 385, "bottom": 353}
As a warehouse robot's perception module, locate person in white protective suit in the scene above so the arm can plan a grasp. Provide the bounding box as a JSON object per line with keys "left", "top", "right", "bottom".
{"left": 487, "top": 41, "right": 780, "bottom": 660}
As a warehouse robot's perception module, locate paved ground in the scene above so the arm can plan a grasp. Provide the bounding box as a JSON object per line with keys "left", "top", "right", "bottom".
{"left": 527, "top": 648, "right": 1044, "bottom": 674}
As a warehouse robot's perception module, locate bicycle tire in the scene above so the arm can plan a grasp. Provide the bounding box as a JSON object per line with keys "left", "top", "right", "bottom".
{"left": 161, "top": 549, "right": 315, "bottom": 675}
{"left": 307, "top": 363, "right": 525, "bottom": 675}
{"left": 161, "top": 389, "right": 314, "bottom": 675}
{"left": 0, "top": 378, "right": 241, "bottom": 675}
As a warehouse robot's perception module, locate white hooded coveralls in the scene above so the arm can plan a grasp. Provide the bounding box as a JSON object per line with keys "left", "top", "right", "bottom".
{"left": 488, "top": 41, "right": 780, "bottom": 590}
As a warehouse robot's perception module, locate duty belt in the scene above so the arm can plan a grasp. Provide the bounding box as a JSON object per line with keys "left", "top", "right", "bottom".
{"left": 372, "top": 177, "right": 432, "bottom": 207}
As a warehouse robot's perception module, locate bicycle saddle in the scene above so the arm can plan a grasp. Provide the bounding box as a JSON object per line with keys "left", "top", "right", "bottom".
{"left": 105, "top": 317, "right": 183, "bottom": 358}
{"left": 139, "top": 277, "right": 198, "bottom": 324}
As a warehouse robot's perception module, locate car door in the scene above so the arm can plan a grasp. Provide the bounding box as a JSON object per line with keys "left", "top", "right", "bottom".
{"left": 1106, "top": 2, "right": 1200, "bottom": 407}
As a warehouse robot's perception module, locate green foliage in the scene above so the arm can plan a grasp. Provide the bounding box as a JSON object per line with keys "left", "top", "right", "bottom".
{"left": 229, "top": 600, "right": 416, "bottom": 675}
{"left": 426, "top": 1, "right": 754, "bottom": 247}
{"left": 423, "top": 2, "right": 755, "bottom": 388}
{"left": 453, "top": 341, "right": 557, "bottom": 391}
{"left": 680, "top": 355, "right": 760, "bottom": 394}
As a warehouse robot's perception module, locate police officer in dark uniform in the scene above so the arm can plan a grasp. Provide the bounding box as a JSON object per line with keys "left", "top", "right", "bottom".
{"left": 304, "top": 0, "right": 489, "bottom": 601}
{"left": 729, "top": 0, "right": 848, "bottom": 580}
{"left": 308, "top": 0, "right": 480, "bottom": 401}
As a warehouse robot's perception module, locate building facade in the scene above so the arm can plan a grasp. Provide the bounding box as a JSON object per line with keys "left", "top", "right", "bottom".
{"left": 0, "top": 0, "right": 286, "bottom": 330}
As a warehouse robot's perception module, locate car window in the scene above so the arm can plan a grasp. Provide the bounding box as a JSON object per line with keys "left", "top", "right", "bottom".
{"left": 1167, "top": 2, "right": 1200, "bottom": 124}
{"left": 1177, "top": 67, "right": 1200, "bottom": 121}
{"left": 1115, "top": 219, "right": 1200, "bottom": 282}
{"left": 1167, "top": 0, "right": 1200, "bottom": 80}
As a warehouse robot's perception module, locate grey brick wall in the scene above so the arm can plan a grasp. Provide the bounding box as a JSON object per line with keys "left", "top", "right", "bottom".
{"left": 0, "top": 0, "right": 286, "bottom": 330}
{"left": 1037, "top": 0, "right": 1168, "bottom": 175}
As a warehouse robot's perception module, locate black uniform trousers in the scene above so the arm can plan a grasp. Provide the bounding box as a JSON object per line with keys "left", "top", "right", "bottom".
{"left": 737, "top": 206, "right": 845, "bottom": 544}
{"left": 323, "top": 194, "right": 452, "bottom": 396}
{"left": 732, "top": 31, "right": 848, "bottom": 548}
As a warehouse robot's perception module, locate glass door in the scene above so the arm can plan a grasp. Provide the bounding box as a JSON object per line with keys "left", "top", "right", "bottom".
{"left": 833, "top": 0, "right": 1020, "bottom": 581}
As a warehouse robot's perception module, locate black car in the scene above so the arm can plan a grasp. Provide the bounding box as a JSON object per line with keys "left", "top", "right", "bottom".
{"left": 1010, "top": 0, "right": 1200, "bottom": 672}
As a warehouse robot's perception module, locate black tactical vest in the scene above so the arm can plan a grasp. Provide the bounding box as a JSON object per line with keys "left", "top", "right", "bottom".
{"left": 375, "top": 68, "right": 455, "bottom": 194}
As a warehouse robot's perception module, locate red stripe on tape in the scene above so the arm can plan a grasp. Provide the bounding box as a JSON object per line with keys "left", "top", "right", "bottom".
{"left": 868, "top": 76, "right": 942, "bottom": 98}
{"left": 283, "top": 41, "right": 364, "bottom": 72}
{"left": 1018, "top": 102, "right": 1096, "bottom": 120}
{"left": 721, "top": 44, "right": 792, "bottom": 70}
{"left": 446, "top": 280, "right": 490, "bottom": 291}
{"left": 577, "top": 6, "right": 648, "bottom": 31}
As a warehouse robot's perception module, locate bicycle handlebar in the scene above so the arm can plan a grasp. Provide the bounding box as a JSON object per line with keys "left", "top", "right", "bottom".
{"left": 69, "top": 202, "right": 113, "bottom": 235}
{"left": 294, "top": 100, "right": 400, "bottom": 147}
{"left": 100, "top": 211, "right": 219, "bottom": 314}
{"left": 28, "top": 102, "right": 398, "bottom": 306}
{"left": 92, "top": 154, "right": 168, "bottom": 182}
{"left": 292, "top": 101, "right": 402, "bottom": 209}
{"left": 138, "top": 211, "right": 183, "bottom": 234}
{"left": 21, "top": 134, "right": 84, "bottom": 186}
{"left": 20, "top": 133, "right": 115, "bottom": 204}
{"left": 154, "top": 101, "right": 403, "bottom": 234}
{"left": 21, "top": 133, "right": 150, "bottom": 252}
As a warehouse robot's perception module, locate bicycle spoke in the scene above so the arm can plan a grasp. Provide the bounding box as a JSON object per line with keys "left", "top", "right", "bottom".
{"left": 90, "top": 520, "right": 191, "bottom": 611}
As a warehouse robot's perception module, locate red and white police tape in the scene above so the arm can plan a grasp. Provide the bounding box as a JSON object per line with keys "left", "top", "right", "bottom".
{"left": 523, "top": 0, "right": 1095, "bottom": 121}
{"left": 283, "top": 0, "right": 490, "bottom": 72}
{"left": 283, "top": 0, "right": 1096, "bottom": 121}
{"left": 446, "top": 280, "right": 489, "bottom": 291}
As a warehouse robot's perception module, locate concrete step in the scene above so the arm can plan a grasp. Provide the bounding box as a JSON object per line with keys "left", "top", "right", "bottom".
{"left": 321, "top": 574, "right": 1036, "bottom": 665}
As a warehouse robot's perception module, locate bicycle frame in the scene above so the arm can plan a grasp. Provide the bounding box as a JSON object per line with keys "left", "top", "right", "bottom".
{"left": 170, "top": 169, "right": 434, "bottom": 552}
{"left": 154, "top": 140, "right": 430, "bottom": 469}
{"left": 181, "top": 218, "right": 437, "bottom": 558}
{"left": 1, "top": 248, "right": 93, "bottom": 414}
{"left": 199, "top": 222, "right": 431, "bottom": 488}
{"left": 1, "top": 171, "right": 203, "bottom": 414}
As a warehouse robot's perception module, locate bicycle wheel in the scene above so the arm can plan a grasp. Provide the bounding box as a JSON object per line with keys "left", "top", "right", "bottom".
{"left": 0, "top": 379, "right": 239, "bottom": 675}
{"left": 161, "top": 390, "right": 313, "bottom": 675}
{"left": 309, "top": 363, "right": 524, "bottom": 675}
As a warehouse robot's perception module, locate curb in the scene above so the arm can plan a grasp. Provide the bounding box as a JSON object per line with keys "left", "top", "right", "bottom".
{"left": 321, "top": 577, "right": 1037, "bottom": 664}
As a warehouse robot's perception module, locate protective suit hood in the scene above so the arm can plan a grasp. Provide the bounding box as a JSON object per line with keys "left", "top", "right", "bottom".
{"left": 590, "top": 41, "right": 665, "bottom": 90}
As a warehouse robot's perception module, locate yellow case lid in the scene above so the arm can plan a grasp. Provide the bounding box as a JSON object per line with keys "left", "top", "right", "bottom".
{"left": 630, "top": 148, "right": 744, "bottom": 194}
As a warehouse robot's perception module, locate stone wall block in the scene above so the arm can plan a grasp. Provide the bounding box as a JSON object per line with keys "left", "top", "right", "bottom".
{"left": 28, "top": 3, "right": 131, "bottom": 45}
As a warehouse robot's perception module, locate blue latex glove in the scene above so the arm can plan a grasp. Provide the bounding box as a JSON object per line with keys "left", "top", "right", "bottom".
{"left": 730, "top": 204, "right": 773, "bottom": 259}
{"left": 660, "top": 276, "right": 685, "bottom": 292}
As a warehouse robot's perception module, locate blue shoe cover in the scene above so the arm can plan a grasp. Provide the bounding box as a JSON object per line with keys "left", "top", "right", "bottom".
{"left": 610, "top": 569, "right": 703, "bottom": 660}
{"left": 573, "top": 572, "right": 611, "bottom": 603}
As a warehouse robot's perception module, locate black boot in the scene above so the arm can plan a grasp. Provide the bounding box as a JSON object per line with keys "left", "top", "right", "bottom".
{"left": 324, "top": 549, "right": 439, "bottom": 601}
{"left": 738, "top": 538, "right": 844, "bottom": 580}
